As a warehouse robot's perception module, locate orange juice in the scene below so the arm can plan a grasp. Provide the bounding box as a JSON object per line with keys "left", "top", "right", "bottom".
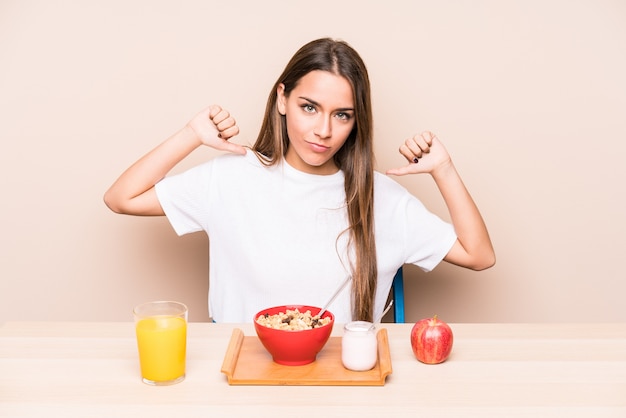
{"left": 136, "top": 316, "right": 187, "bottom": 383}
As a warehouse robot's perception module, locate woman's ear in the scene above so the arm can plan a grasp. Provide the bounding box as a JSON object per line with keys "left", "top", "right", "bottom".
{"left": 276, "top": 83, "right": 287, "bottom": 115}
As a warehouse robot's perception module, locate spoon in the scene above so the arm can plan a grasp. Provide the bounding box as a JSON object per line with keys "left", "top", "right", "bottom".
{"left": 316, "top": 275, "right": 352, "bottom": 319}
{"left": 375, "top": 300, "right": 394, "bottom": 323}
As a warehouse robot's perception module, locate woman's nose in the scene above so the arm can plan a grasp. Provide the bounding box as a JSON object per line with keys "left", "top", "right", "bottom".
{"left": 314, "top": 116, "right": 332, "bottom": 139}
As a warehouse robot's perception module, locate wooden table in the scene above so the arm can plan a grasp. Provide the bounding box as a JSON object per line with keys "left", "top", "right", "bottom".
{"left": 1, "top": 322, "right": 625, "bottom": 417}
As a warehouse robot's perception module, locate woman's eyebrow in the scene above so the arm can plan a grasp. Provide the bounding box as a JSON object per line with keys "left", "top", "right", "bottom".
{"left": 298, "top": 96, "right": 354, "bottom": 112}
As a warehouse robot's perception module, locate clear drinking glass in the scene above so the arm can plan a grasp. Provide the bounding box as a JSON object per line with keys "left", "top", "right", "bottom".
{"left": 133, "top": 301, "right": 188, "bottom": 385}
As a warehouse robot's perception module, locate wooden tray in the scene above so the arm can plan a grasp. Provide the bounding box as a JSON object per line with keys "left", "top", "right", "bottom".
{"left": 220, "top": 328, "right": 392, "bottom": 386}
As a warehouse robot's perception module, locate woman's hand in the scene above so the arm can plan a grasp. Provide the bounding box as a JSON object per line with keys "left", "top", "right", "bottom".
{"left": 386, "top": 131, "right": 451, "bottom": 177}
{"left": 104, "top": 105, "right": 246, "bottom": 216}
{"left": 386, "top": 131, "right": 495, "bottom": 271}
{"left": 187, "top": 105, "right": 246, "bottom": 155}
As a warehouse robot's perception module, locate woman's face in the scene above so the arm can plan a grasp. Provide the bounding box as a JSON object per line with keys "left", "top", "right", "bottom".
{"left": 277, "top": 70, "right": 355, "bottom": 175}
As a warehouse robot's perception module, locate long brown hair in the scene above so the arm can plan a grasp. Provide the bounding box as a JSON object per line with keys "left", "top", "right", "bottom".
{"left": 253, "top": 38, "right": 377, "bottom": 321}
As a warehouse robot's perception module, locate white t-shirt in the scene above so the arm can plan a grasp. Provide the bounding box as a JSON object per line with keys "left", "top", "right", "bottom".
{"left": 155, "top": 151, "right": 456, "bottom": 323}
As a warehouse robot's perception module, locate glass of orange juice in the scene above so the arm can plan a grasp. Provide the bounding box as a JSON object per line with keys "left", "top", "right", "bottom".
{"left": 133, "top": 301, "right": 188, "bottom": 385}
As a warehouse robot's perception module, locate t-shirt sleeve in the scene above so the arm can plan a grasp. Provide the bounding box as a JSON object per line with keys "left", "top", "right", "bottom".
{"left": 402, "top": 196, "right": 457, "bottom": 272}
{"left": 154, "top": 162, "right": 213, "bottom": 236}
{"left": 375, "top": 173, "right": 457, "bottom": 272}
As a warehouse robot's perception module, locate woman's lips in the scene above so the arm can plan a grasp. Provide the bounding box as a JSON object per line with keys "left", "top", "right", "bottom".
{"left": 307, "top": 141, "right": 330, "bottom": 152}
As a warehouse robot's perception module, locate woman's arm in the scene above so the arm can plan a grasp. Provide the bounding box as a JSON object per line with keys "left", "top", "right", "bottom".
{"left": 386, "top": 131, "right": 495, "bottom": 270}
{"left": 103, "top": 105, "right": 245, "bottom": 216}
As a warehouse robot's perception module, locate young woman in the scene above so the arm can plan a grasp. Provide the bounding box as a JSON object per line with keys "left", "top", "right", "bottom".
{"left": 104, "top": 38, "right": 495, "bottom": 323}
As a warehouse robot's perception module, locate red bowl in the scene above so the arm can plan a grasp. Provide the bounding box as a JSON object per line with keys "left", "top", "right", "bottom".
{"left": 253, "top": 305, "right": 335, "bottom": 366}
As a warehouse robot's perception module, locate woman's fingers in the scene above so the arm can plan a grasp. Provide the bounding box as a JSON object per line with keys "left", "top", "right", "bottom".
{"left": 400, "top": 131, "right": 436, "bottom": 162}
{"left": 387, "top": 131, "right": 451, "bottom": 177}
{"left": 189, "top": 105, "right": 245, "bottom": 154}
{"left": 217, "top": 125, "right": 240, "bottom": 141}
{"left": 209, "top": 106, "right": 239, "bottom": 140}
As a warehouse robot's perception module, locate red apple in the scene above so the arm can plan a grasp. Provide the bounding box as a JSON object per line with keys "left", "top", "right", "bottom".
{"left": 410, "top": 315, "right": 453, "bottom": 364}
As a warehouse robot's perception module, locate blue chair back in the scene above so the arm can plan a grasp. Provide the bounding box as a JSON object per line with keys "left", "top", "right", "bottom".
{"left": 391, "top": 267, "right": 405, "bottom": 323}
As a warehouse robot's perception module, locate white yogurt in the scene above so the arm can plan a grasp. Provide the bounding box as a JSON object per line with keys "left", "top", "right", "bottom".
{"left": 341, "top": 321, "right": 377, "bottom": 371}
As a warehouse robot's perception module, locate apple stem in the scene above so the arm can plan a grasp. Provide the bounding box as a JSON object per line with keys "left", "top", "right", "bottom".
{"left": 432, "top": 314, "right": 438, "bottom": 324}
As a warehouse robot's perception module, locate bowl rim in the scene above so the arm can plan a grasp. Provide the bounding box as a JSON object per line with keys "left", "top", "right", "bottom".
{"left": 253, "top": 304, "right": 335, "bottom": 333}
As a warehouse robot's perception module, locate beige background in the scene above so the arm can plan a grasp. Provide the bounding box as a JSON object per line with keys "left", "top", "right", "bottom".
{"left": 1, "top": 0, "right": 624, "bottom": 323}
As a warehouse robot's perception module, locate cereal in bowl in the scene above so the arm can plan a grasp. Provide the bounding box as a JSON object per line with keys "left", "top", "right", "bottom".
{"left": 256, "top": 308, "right": 331, "bottom": 330}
